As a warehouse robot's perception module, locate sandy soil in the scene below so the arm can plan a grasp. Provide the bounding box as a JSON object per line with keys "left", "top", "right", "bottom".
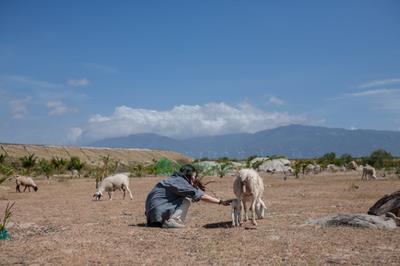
{"left": 0, "top": 172, "right": 399, "bottom": 265}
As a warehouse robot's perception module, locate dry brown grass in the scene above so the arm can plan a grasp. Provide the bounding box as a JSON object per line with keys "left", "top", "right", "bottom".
{"left": 0, "top": 172, "right": 399, "bottom": 265}
{"left": 0, "top": 143, "right": 192, "bottom": 166}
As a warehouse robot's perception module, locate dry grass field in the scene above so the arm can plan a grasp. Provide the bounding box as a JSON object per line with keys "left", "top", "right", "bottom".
{"left": 0, "top": 143, "right": 191, "bottom": 166}
{"left": 0, "top": 172, "right": 399, "bottom": 265}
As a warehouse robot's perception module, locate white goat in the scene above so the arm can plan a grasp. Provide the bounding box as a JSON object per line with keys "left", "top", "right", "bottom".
{"left": 362, "top": 165, "right": 377, "bottom": 180}
{"left": 233, "top": 168, "right": 267, "bottom": 226}
{"left": 93, "top": 173, "right": 133, "bottom": 200}
{"left": 15, "top": 175, "right": 38, "bottom": 193}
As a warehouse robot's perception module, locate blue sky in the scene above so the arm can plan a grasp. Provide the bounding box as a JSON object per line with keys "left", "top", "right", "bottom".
{"left": 1, "top": 1, "right": 400, "bottom": 145}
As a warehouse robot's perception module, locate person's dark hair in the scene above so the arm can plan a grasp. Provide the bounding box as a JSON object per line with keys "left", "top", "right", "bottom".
{"left": 179, "top": 164, "right": 197, "bottom": 180}
{"left": 179, "top": 164, "right": 205, "bottom": 190}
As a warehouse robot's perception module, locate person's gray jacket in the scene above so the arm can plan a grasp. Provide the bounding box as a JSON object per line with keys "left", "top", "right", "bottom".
{"left": 145, "top": 172, "right": 204, "bottom": 225}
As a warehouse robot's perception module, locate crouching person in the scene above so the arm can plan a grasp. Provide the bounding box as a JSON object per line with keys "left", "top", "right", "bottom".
{"left": 145, "top": 164, "right": 230, "bottom": 228}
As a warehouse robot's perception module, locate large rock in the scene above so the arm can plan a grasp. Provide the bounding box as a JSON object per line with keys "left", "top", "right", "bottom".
{"left": 368, "top": 190, "right": 400, "bottom": 217}
{"left": 258, "top": 158, "right": 293, "bottom": 173}
{"left": 308, "top": 213, "right": 397, "bottom": 230}
{"left": 249, "top": 157, "right": 269, "bottom": 168}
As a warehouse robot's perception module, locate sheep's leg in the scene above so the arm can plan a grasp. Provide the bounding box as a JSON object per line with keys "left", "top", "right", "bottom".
{"left": 232, "top": 203, "right": 240, "bottom": 227}
{"left": 24, "top": 186, "right": 28, "bottom": 192}
{"left": 236, "top": 208, "right": 241, "bottom": 226}
{"left": 16, "top": 185, "right": 20, "bottom": 193}
{"left": 238, "top": 201, "right": 243, "bottom": 225}
{"left": 125, "top": 186, "right": 133, "bottom": 200}
{"left": 251, "top": 199, "right": 257, "bottom": 226}
{"left": 259, "top": 199, "right": 267, "bottom": 219}
{"left": 108, "top": 191, "right": 112, "bottom": 200}
{"left": 121, "top": 186, "right": 126, "bottom": 199}
{"left": 242, "top": 200, "right": 248, "bottom": 222}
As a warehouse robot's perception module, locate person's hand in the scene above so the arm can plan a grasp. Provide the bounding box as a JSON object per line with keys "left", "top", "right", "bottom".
{"left": 219, "top": 199, "right": 231, "bottom": 206}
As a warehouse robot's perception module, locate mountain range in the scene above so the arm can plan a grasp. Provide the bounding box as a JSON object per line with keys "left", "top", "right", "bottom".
{"left": 90, "top": 124, "right": 400, "bottom": 159}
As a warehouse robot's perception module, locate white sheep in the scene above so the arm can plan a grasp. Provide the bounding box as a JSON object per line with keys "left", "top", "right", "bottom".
{"left": 362, "top": 165, "right": 377, "bottom": 180}
{"left": 231, "top": 197, "right": 267, "bottom": 227}
{"left": 347, "top": 160, "right": 358, "bottom": 171}
{"left": 15, "top": 175, "right": 38, "bottom": 193}
{"left": 233, "top": 168, "right": 267, "bottom": 226}
{"left": 93, "top": 173, "right": 133, "bottom": 200}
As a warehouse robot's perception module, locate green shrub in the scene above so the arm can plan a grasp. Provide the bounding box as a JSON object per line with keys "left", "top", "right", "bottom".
{"left": 245, "top": 155, "right": 257, "bottom": 168}
{"left": 37, "top": 159, "right": 53, "bottom": 179}
{"left": 51, "top": 157, "right": 67, "bottom": 174}
{"left": 67, "top": 156, "right": 85, "bottom": 177}
{"left": 155, "top": 157, "right": 175, "bottom": 176}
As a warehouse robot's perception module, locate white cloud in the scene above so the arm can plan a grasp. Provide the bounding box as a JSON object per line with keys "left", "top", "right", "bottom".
{"left": 348, "top": 88, "right": 400, "bottom": 97}
{"left": 68, "top": 78, "right": 90, "bottom": 87}
{"left": 4, "top": 75, "right": 64, "bottom": 89}
{"left": 268, "top": 96, "right": 285, "bottom": 106}
{"left": 74, "top": 102, "right": 309, "bottom": 142}
{"left": 10, "top": 96, "right": 32, "bottom": 119}
{"left": 358, "top": 79, "right": 400, "bottom": 88}
{"left": 83, "top": 63, "right": 117, "bottom": 73}
{"left": 342, "top": 88, "right": 400, "bottom": 112}
{"left": 46, "top": 101, "right": 78, "bottom": 116}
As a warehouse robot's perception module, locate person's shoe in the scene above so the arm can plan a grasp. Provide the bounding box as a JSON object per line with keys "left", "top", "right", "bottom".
{"left": 162, "top": 218, "right": 185, "bottom": 229}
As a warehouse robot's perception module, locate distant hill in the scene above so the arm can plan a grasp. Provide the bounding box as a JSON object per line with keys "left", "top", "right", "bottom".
{"left": 90, "top": 125, "right": 400, "bottom": 159}
{"left": 0, "top": 143, "right": 192, "bottom": 166}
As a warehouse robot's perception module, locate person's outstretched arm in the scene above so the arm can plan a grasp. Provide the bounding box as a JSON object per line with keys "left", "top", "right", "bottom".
{"left": 201, "top": 194, "right": 230, "bottom": 206}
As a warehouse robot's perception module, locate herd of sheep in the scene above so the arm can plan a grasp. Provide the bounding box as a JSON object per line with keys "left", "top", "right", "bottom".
{"left": 12, "top": 163, "right": 378, "bottom": 227}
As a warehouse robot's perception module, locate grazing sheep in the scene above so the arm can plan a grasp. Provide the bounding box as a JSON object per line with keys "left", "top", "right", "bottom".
{"left": 304, "top": 164, "right": 322, "bottom": 175}
{"left": 93, "top": 173, "right": 133, "bottom": 200}
{"left": 326, "top": 164, "right": 340, "bottom": 172}
{"left": 233, "top": 169, "right": 267, "bottom": 226}
{"left": 15, "top": 175, "right": 38, "bottom": 193}
{"left": 347, "top": 160, "right": 358, "bottom": 171}
{"left": 362, "top": 165, "right": 377, "bottom": 180}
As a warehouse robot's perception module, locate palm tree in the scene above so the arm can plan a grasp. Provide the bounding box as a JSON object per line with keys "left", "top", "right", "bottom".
{"left": 38, "top": 159, "right": 54, "bottom": 181}
{"left": 19, "top": 154, "right": 37, "bottom": 174}
{"left": 215, "top": 162, "right": 234, "bottom": 178}
{"left": 51, "top": 157, "right": 67, "bottom": 174}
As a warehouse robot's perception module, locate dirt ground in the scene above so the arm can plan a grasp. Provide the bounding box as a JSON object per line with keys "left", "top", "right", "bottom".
{"left": 0, "top": 172, "right": 399, "bottom": 265}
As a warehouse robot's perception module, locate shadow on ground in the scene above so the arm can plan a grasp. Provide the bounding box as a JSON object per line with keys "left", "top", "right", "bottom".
{"left": 202, "top": 221, "right": 233, "bottom": 229}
